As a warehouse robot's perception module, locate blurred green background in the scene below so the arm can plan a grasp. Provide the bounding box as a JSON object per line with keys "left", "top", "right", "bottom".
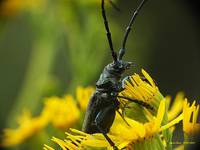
{"left": 0, "top": 0, "right": 199, "bottom": 149}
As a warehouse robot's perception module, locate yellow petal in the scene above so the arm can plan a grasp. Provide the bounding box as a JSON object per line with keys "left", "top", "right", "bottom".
{"left": 43, "top": 144, "right": 55, "bottom": 150}
{"left": 141, "top": 69, "right": 156, "bottom": 88}
{"left": 82, "top": 139, "right": 109, "bottom": 147}
{"left": 155, "top": 99, "right": 166, "bottom": 130}
{"left": 52, "top": 137, "right": 68, "bottom": 150}
{"left": 160, "top": 114, "right": 183, "bottom": 132}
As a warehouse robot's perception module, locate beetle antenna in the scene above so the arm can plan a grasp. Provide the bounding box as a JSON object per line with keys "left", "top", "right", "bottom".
{"left": 101, "top": 0, "right": 118, "bottom": 62}
{"left": 118, "top": 0, "right": 148, "bottom": 60}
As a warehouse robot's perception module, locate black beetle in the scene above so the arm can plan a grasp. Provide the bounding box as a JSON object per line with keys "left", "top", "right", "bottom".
{"left": 82, "top": 0, "right": 151, "bottom": 149}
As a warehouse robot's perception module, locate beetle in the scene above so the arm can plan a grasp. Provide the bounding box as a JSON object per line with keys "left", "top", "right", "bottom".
{"left": 82, "top": 0, "right": 151, "bottom": 149}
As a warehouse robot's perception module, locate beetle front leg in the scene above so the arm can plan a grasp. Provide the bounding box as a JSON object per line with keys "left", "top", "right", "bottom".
{"left": 94, "top": 106, "right": 118, "bottom": 150}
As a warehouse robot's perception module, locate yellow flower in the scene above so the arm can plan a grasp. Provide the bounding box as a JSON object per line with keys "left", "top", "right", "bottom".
{"left": 119, "top": 69, "right": 177, "bottom": 149}
{"left": 1, "top": 86, "right": 93, "bottom": 147}
{"left": 1, "top": 109, "right": 48, "bottom": 147}
{"left": 45, "top": 99, "right": 183, "bottom": 150}
{"left": 183, "top": 99, "right": 200, "bottom": 135}
{"left": 1, "top": 95, "right": 80, "bottom": 147}
{"left": 76, "top": 86, "right": 95, "bottom": 111}
{"left": 43, "top": 95, "right": 80, "bottom": 129}
{"left": 120, "top": 69, "right": 163, "bottom": 111}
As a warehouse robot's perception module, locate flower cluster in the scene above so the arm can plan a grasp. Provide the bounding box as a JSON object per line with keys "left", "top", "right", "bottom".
{"left": 1, "top": 86, "right": 94, "bottom": 147}
{"left": 43, "top": 69, "right": 200, "bottom": 150}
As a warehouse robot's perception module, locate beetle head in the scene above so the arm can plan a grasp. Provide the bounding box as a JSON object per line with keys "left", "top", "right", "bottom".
{"left": 107, "top": 60, "right": 133, "bottom": 75}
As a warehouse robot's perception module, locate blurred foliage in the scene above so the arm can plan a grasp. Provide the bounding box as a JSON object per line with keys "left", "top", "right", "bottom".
{"left": 0, "top": 0, "right": 199, "bottom": 149}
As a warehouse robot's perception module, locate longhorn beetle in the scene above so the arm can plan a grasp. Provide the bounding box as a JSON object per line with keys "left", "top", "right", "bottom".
{"left": 82, "top": 0, "right": 151, "bottom": 149}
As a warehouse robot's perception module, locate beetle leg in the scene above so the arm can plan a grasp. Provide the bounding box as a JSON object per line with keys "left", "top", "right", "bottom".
{"left": 116, "top": 110, "right": 130, "bottom": 126}
{"left": 95, "top": 125, "right": 118, "bottom": 149}
{"left": 94, "top": 106, "right": 118, "bottom": 150}
{"left": 117, "top": 95, "right": 154, "bottom": 110}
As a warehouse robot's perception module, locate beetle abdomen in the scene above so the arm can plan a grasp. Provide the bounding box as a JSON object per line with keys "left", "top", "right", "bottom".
{"left": 82, "top": 92, "right": 100, "bottom": 133}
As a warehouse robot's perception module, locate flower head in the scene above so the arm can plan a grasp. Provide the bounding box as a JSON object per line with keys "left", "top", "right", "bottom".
{"left": 120, "top": 69, "right": 163, "bottom": 111}
{"left": 1, "top": 109, "right": 48, "bottom": 147}
{"left": 43, "top": 95, "right": 80, "bottom": 129}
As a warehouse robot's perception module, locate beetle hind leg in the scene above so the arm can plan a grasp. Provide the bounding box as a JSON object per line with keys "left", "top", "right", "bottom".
{"left": 95, "top": 124, "right": 118, "bottom": 150}
{"left": 94, "top": 106, "right": 118, "bottom": 150}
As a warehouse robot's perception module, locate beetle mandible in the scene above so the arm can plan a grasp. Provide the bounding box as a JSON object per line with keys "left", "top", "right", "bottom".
{"left": 82, "top": 0, "right": 151, "bottom": 149}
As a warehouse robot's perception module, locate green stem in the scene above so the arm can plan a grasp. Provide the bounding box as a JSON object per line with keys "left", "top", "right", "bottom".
{"left": 7, "top": 21, "right": 59, "bottom": 126}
